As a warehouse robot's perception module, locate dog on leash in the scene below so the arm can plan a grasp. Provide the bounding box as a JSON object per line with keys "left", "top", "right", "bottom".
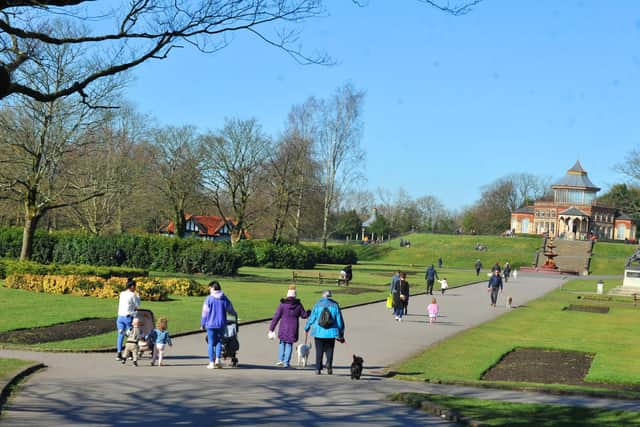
{"left": 350, "top": 354, "right": 364, "bottom": 380}
{"left": 296, "top": 343, "right": 311, "bottom": 367}
{"left": 506, "top": 296, "right": 513, "bottom": 309}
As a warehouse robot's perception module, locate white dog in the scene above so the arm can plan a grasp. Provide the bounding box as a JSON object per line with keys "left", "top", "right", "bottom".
{"left": 296, "top": 343, "right": 312, "bottom": 367}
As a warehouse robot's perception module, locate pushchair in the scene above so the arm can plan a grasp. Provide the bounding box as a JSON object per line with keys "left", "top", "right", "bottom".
{"left": 134, "top": 309, "right": 156, "bottom": 359}
{"left": 221, "top": 314, "right": 239, "bottom": 367}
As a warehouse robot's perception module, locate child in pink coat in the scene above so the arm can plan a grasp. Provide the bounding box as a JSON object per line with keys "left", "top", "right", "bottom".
{"left": 427, "top": 297, "right": 439, "bottom": 324}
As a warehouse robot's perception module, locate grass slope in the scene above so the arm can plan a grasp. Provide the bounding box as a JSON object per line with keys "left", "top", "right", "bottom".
{"left": 394, "top": 279, "right": 640, "bottom": 391}
{"left": 0, "top": 358, "right": 32, "bottom": 381}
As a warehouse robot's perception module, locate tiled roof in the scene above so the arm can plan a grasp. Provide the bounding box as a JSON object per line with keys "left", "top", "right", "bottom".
{"left": 559, "top": 207, "right": 589, "bottom": 216}
{"left": 513, "top": 206, "right": 534, "bottom": 214}
{"left": 163, "top": 214, "right": 229, "bottom": 236}
{"left": 552, "top": 161, "right": 600, "bottom": 190}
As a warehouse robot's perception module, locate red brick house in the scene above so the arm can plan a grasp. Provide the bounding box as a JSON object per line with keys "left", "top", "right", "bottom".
{"left": 160, "top": 215, "right": 248, "bottom": 241}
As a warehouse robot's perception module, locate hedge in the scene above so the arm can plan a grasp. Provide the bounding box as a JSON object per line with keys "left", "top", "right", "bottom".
{"left": 0, "top": 259, "right": 148, "bottom": 279}
{"left": 5, "top": 274, "right": 208, "bottom": 301}
{"left": 0, "top": 227, "right": 358, "bottom": 274}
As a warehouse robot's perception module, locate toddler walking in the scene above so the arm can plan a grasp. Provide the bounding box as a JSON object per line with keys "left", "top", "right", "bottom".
{"left": 427, "top": 297, "right": 439, "bottom": 324}
{"left": 122, "top": 317, "right": 142, "bottom": 366}
{"left": 438, "top": 278, "right": 448, "bottom": 296}
{"left": 151, "top": 317, "right": 173, "bottom": 367}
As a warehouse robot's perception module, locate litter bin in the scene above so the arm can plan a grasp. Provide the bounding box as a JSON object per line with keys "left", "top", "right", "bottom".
{"left": 596, "top": 282, "right": 604, "bottom": 295}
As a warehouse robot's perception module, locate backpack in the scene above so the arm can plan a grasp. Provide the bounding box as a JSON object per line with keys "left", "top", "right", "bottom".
{"left": 318, "top": 307, "right": 333, "bottom": 328}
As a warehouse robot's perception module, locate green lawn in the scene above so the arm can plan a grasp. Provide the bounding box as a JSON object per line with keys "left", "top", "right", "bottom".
{"left": 0, "top": 358, "right": 33, "bottom": 381}
{"left": 390, "top": 392, "right": 640, "bottom": 426}
{"left": 394, "top": 279, "right": 640, "bottom": 392}
{"left": 349, "top": 232, "right": 636, "bottom": 275}
{"left": 0, "top": 263, "right": 480, "bottom": 351}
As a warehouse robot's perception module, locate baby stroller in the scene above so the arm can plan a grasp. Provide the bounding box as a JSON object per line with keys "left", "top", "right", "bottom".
{"left": 221, "top": 314, "right": 239, "bottom": 367}
{"left": 134, "top": 309, "right": 156, "bottom": 359}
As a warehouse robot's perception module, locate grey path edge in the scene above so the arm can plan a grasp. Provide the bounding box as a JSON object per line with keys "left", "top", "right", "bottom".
{"left": 389, "top": 393, "right": 489, "bottom": 427}
{"left": 0, "top": 362, "right": 45, "bottom": 415}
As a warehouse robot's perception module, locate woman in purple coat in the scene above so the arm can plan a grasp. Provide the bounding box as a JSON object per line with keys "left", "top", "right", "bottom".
{"left": 269, "top": 288, "right": 310, "bottom": 368}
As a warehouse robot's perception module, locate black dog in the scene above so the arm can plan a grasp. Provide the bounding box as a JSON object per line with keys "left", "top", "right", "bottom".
{"left": 350, "top": 354, "right": 364, "bottom": 380}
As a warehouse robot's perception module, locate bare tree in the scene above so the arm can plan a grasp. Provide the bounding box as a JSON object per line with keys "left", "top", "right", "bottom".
{"left": 64, "top": 104, "right": 151, "bottom": 234}
{"left": 0, "top": 25, "right": 120, "bottom": 259}
{"left": 617, "top": 150, "right": 640, "bottom": 183}
{"left": 203, "top": 118, "right": 271, "bottom": 245}
{"left": 0, "top": 1, "right": 482, "bottom": 102}
{"left": 313, "top": 83, "right": 365, "bottom": 248}
{"left": 150, "top": 125, "right": 205, "bottom": 238}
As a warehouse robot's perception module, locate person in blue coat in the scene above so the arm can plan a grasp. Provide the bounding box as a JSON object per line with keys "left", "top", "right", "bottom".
{"left": 304, "top": 290, "right": 345, "bottom": 375}
{"left": 200, "top": 281, "right": 237, "bottom": 369}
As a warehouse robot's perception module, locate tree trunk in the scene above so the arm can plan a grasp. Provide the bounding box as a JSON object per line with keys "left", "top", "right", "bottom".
{"left": 293, "top": 174, "right": 305, "bottom": 244}
{"left": 20, "top": 212, "right": 41, "bottom": 261}
{"left": 174, "top": 208, "right": 186, "bottom": 238}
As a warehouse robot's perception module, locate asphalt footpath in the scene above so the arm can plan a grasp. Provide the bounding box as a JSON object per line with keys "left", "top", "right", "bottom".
{"left": 2, "top": 272, "right": 636, "bottom": 426}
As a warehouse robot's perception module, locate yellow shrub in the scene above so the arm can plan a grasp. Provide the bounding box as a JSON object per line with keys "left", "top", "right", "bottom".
{"left": 162, "top": 278, "right": 207, "bottom": 296}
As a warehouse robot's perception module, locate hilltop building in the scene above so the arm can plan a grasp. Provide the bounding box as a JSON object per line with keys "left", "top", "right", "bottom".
{"left": 510, "top": 161, "right": 636, "bottom": 241}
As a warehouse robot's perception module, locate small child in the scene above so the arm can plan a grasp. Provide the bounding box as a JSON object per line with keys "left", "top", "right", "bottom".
{"left": 123, "top": 317, "right": 142, "bottom": 366}
{"left": 438, "top": 278, "right": 449, "bottom": 296}
{"left": 427, "top": 297, "right": 439, "bottom": 324}
{"left": 151, "top": 317, "right": 173, "bottom": 367}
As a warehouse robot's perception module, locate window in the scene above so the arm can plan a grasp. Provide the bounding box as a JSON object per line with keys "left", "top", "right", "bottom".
{"left": 617, "top": 224, "right": 627, "bottom": 240}
{"left": 522, "top": 218, "right": 529, "bottom": 233}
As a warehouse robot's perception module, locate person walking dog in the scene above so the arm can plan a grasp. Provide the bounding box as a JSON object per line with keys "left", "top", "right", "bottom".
{"left": 304, "top": 290, "right": 345, "bottom": 375}
{"left": 487, "top": 269, "right": 503, "bottom": 307}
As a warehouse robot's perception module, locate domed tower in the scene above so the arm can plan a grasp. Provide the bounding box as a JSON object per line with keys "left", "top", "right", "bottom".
{"left": 552, "top": 160, "right": 600, "bottom": 206}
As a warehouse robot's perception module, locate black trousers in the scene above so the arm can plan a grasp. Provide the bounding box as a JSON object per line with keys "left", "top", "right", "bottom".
{"left": 314, "top": 338, "right": 336, "bottom": 371}
{"left": 426, "top": 280, "right": 435, "bottom": 294}
{"left": 490, "top": 287, "right": 500, "bottom": 305}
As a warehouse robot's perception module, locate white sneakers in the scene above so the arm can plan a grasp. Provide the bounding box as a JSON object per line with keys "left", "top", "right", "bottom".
{"left": 207, "top": 362, "right": 214, "bottom": 369}
{"left": 276, "top": 361, "right": 284, "bottom": 366}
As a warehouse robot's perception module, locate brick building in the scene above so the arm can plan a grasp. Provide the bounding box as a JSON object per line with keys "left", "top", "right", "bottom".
{"left": 510, "top": 161, "right": 636, "bottom": 241}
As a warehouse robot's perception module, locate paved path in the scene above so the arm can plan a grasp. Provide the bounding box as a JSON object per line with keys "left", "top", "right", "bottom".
{"left": 2, "top": 272, "right": 632, "bottom": 426}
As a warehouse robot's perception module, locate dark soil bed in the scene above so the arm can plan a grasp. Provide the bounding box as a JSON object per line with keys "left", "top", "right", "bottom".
{"left": 482, "top": 348, "right": 640, "bottom": 391}
{"left": 0, "top": 318, "right": 113, "bottom": 344}
{"left": 565, "top": 304, "right": 610, "bottom": 314}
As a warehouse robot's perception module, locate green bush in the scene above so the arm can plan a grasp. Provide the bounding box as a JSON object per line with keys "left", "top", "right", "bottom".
{"left": 233, "top": 240, "right": 258, "bottom": 266}
{"left": 254, "top": 241, "right": 316, "bottom": 269}
{"left": 310, "top": 245, "right": 358, "bottom": 265}
{"left": 180, "top": 243, "right": 241, "bottom": 275}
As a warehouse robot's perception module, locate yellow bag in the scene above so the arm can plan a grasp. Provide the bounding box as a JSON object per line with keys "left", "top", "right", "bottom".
{"left": 386, "top": 294, "right": 393, "bottom": 309}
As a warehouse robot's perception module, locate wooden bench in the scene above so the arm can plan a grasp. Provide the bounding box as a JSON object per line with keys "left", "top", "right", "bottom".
{"left": 291, "top": 271, "right": 348, "bottom": 286}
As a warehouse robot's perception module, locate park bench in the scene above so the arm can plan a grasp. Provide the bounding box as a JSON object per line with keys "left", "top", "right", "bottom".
{"left": 291, "top": 271, "right": 348, "bottom": 286}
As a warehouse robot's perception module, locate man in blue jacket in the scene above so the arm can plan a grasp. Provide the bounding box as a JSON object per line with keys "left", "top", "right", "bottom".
{"left": 305, "top": 290, "right": 345, "bottom": 375}
{"left": 201, "top": 281, "right": 237, "bottom": 369}
{"left": 425, "top": 265, "right": 439, "bottom": 295}
{"left": 487, "top": 269, "right": 503, "bottom": 307}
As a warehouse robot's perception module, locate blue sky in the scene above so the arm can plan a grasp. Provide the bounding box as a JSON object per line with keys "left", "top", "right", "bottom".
{"left": 126, "top": 0, "right": 640, "bottom": 210}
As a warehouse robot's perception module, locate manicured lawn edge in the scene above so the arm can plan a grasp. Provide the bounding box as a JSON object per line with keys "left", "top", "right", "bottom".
{"left": 388, "top": 393, "right": 488, "bottom": 427}
{"left": 0, "top": 362, "right": 45, "bottom": 416}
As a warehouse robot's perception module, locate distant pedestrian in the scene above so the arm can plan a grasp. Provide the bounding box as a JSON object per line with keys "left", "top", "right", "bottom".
{"left": 503, "top": 262, "right": 511, "bottom": 283}
{"left": 438, "top": 257, "right": 443, "bottom": 269}
{"left": 475, "top": 259, "right": 482, "bottom": 276}
{"left": 304, "top": 290, "right": 345, "bottom": 375}
{"left": 491, "top": 261, "right": 502, "bottom": 274}
{"left": 487, "top": 270, "right": 503, "bottom": 307}
{"left": 438, "top": 278, "right": 448, "bottom": 295}
{"left": 343, "top": 264, "right": 353, "bottom": 286}
{"left": 390, "top": 270, "right": 401, "bottom": 294}
{"left": 427, "top": 297, "right": 439, "bottom": 324}
{"left": 400, "top": 272, "right": 410, "bottom": 317}
{"left": 269, "top": 287, "right": 310, "bottom": 368}
{"left": 425, "top": 265, "right": 439, "bottom": 295}
{"left": 513, "top": 269, "right": 518, "bottom": 281}
{"left": 201, "top": 281, "right": 237, "bottom": 369}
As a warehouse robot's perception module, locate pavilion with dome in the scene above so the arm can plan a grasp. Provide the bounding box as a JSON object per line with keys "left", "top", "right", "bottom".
{"left": 510, "top": 161, "right": 636, "bottom": 241}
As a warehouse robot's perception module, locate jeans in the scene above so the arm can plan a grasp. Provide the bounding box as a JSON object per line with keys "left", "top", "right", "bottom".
{"left": 314, "top": 338, "right": 335, "bottom": 372}
{"left": 394, "top": 306, "right": 404, "bottom": 319}
{"left": 116, "top": 315, "right": 132, "bottom": 353}
{"left": 278, "top": 340, "right": 293, "bottom": 366}
{"left": 490, "top": 287, "right": 500, "bottom": 305}
{"left": 426, "top": 280, "right": 435, "bottom": 294}
{"left": 207, "top": 327, "right": 225, "bottom": 362}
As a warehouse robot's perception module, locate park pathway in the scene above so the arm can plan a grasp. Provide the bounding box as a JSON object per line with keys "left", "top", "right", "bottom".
{"left": 2, "top": 272, "right": 632, "bottom": 426}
